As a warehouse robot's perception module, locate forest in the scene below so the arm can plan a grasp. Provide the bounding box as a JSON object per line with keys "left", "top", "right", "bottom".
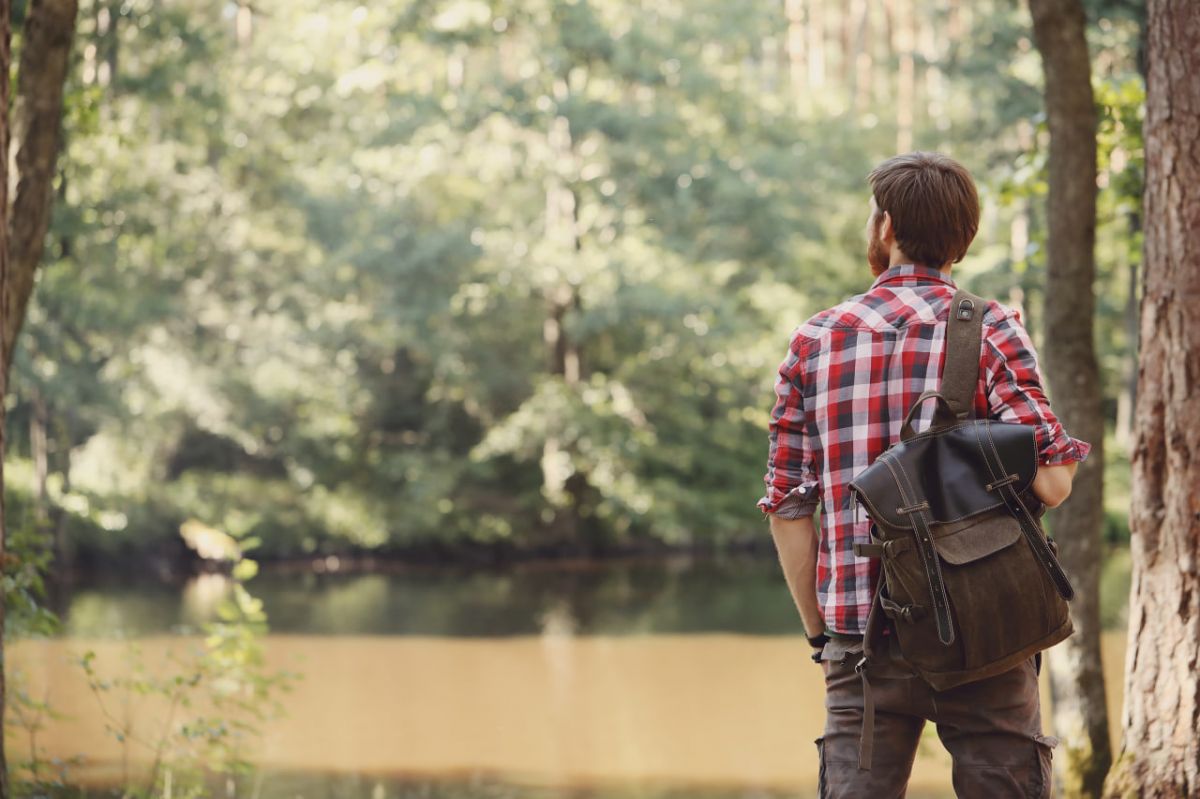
{"left": 8, "top": 0, "right": 1144, "bottom": 568}
{"left": 1, "top": 0, "right": 1197, "bottom": 798}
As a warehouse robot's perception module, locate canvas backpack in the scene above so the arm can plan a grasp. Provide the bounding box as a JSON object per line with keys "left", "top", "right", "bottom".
{"left": 845, "top": 288, "right": 1075, "bottom": 770}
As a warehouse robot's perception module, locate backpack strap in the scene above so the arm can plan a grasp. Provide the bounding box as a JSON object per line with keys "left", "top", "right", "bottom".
{"left": 942, "top": 289, "right": 985, "bottom": 419}
{"left": 879, "top": 449, "right": 956, "bottom": 645}
{"left": 945, "top": 289, "right": 1074, "bottom": 599}
{"left": 974, "top": 423, "right": 1076, "bottom": 601}
{"left": 854, "top": 560, "right": 888, "bottom": 771}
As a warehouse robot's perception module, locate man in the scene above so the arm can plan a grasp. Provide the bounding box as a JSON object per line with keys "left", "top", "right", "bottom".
{"left": 757, "top": 151, "right": 1091, "bottom": 797}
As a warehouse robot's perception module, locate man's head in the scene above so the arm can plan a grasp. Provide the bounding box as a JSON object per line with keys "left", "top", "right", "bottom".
{"left": 865, "top": 152, "right": 980, "bottom": 277}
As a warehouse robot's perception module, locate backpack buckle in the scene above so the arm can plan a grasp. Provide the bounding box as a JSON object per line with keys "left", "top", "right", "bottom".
{"left": 896, "top": 500, "right": 930, "bottom": 515}
{"left": 985, "top": 473, "right": 1020, "bottom": 491}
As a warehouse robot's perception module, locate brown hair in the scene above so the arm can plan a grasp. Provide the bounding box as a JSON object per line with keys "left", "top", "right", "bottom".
{"left": 867, "top": 152, "right": 980, "bottom": 268}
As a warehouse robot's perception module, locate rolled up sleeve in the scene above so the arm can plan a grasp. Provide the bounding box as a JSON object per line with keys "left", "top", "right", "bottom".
{"left": 983, "top": 307, "right": 1092, "bottom": 466}
{"left": 757, "top": 333, "right": 821, "bottom": 519}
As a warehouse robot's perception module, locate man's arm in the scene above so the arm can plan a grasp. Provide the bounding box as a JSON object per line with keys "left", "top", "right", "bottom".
{"left": 984, "top": 305, "right": 1092, "bottom": 507}
{"left": 769, "top": 514, "right": 825, "bottom": 638}
{"left": 759, "top": 328, "right": 826, "bottom": 641}
{"left": 1032, "top": 460, "right": 1078, "bottom": 508}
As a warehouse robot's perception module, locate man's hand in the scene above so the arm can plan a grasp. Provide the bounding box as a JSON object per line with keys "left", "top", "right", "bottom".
{"left": 768, "top": 514, "right": 826, "bottom": 640}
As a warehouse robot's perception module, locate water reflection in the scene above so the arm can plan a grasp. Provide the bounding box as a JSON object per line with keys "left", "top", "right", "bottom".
{"left": 27, "top": 557, "right": 1124, "bottom": 799}
{"left": 56, "top": 556, "right": 804, "bottom": 638}
{"left": 16, "top": 632, "right": 963, "bottom": 797}
{"left": 180, "top": 571, "right": 233, "bottom": 621}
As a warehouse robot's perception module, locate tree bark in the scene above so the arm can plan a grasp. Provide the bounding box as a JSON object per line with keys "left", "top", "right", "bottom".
{"left": 1103, "top": 2, "right": 1200, "bottom": 795}
{"left": 7, "top": 0, "right": 80, "bottom": 367}
{"left": 0, "top": 1, "right": 12, "bottom": 795}
{"left": 1, "top": 2, "right": 80, "bottom": 794}
{"left": 1028, "top": 1, "right": 1112, "bottom": 797}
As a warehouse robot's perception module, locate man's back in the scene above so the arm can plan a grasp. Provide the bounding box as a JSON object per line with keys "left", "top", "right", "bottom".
{"left": 758, "top": 262, "right": 1090, "bottom": 635}
{"left": 760, "top": 151, "right": 1091, "bottom": 798}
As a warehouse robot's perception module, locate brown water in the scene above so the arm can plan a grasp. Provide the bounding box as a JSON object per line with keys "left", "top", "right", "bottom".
{"left": 14, "top": 558, "right": 1128, "bottom": 798}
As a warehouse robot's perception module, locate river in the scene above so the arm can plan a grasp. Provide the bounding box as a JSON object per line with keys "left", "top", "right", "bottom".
{"left": 11, "top": 555, "right": 1126, "bottom": 798}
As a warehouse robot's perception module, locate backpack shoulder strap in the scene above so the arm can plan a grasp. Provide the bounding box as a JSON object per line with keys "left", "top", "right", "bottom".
{"left": 942, "top": 288, "right": 985, "bottom": 420}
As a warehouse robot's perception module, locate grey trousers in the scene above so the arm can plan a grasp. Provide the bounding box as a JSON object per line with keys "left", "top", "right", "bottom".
{"left": 816, "top": 632, "right": 1058, "bottom": 798}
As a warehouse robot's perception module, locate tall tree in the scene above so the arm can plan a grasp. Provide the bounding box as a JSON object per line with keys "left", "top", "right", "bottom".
{"left": 1103, "top": 1, "right": 1200, "bottom": 796}
{"left": 1028, "top": 0, "right": 1111, "bottom": 796}
{"left": 891, "top": 0, "right": 914, "bottom": 152}
{"left": 8, "top": 0, "right": 80, "bottom": 364}
{"left": 0, "top": 0, "right": 12, "bottom": 789}
{"left": 0, "top": 0, "right": 80, "bottom": 794}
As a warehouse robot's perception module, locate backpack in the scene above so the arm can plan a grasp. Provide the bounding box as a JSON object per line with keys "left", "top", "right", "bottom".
{"left": 845, "top": 288, "right": 1075, "bottom": 769}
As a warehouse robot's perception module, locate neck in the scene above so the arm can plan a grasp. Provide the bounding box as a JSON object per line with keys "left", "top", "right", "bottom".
{"left": 890, "top": 253, "right": 951, "bottom": 275}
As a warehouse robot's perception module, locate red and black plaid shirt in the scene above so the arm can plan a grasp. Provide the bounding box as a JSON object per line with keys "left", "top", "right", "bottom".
{"left": 758, "top": 263, "right": 1092, "bottom": 635}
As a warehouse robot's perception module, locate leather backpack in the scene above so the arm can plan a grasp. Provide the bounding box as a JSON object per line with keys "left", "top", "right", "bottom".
{"left": 845, "top": 288, "right": 1075, "bottom": 769}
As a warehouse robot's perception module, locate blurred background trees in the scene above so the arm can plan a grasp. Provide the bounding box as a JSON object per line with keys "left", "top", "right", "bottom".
{"left": 3, "top": 0, "right": 1145, "bottom": 576}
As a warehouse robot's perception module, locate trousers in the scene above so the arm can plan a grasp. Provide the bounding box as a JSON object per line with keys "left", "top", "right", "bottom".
{"left": 816, "top": 630, "right": 1058, "bottom": 798}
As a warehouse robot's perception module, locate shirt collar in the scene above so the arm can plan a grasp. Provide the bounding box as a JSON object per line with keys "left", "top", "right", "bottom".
{"left": 869, "top": 263, "right": 957, "bottom": 291}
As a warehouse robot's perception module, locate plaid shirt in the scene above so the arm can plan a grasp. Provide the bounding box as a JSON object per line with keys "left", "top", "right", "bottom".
{"left": 758, "top": 263, "right": 1092, "bottom": 634}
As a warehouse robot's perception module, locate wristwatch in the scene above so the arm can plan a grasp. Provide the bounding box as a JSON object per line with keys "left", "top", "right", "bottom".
{"left": 807, "top": 632, "right": 829, "bottom": 663}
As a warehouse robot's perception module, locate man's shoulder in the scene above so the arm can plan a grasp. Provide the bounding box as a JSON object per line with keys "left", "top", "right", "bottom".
{"left": 796, "top": 283, "right": 949, "bottom": 336}
{"left": 788, "top": 289, "right": 1024, "bottom": 349}
{"left": 786, "top": 297, "right": 866, "bottom": 349}
{"left": 976, "top": 296, "right": 1024, "bottom": 338}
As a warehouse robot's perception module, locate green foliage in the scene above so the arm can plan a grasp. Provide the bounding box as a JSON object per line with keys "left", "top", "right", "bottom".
{"left": 1, "top": 494, "right": 65, "bottom": 640}
{"left": 8, "top": 525, "right": 301, "bottom": 798}
{"left": 10, "top": 0, "right": 1144, "bottom": 559}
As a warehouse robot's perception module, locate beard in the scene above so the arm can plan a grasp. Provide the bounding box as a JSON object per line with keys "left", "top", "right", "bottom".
{"left": 867, "top": 217, "right": 891, "bottom": 277}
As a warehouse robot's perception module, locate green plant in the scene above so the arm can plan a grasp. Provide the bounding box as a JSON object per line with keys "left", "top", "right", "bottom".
{"left": 11, "top": 520, "right": 301, "bottom": 798}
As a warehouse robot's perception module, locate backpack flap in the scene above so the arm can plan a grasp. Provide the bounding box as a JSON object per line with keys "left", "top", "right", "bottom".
{"left": 848, "top": 419, "right": 1037, "bottom": 533}
{"left": 928, "top": 514, "right": 1022, "bottom": 565}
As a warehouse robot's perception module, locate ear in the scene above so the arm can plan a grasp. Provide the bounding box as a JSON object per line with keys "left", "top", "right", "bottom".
{"left": 879, "top": 211, "right": 895, "bottom": 244}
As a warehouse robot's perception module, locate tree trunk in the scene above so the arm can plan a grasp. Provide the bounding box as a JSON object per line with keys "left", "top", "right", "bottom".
{"left": 784, "top": 0, "right": 807, "bottom": 106}
{"left": 52, "top": 421, "right": 75, "bottom": 577}
{"left": 1115, "top": 246, "right": 1140, "bottom": 451}
{"left": 918, "top": 5, "right": 946, "bottom": 142}
{"left": 30, "top": 389, "right": 49, "bottom": 524}
{"left": 850, "top": 0, "right": 871, "bottom": 113}
{"left": 892, "top": 0, "right": 914, "bottom": 152}
{"left": 1, "top": 2, "right": 80, "bottom": 793}
{"left": 1103, "top": 2, "right": 1200, "bottom": 795}
{"left": 540, "top": 72, "right": 587, "bottom": 540}
{"left": 1028, "top": 1, "right": 1112, "bottom": 796}
{"left": 235, "top": 0, "right": 253, "bottom": 47}
{"left": 0, "top": 1, "right": 11, "bottom": 794}
{"left": 805, "top": 0, "right": 824, "bottom": 89}
{"left": 8, "top": 0, "right": 81, "bottom": 365}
